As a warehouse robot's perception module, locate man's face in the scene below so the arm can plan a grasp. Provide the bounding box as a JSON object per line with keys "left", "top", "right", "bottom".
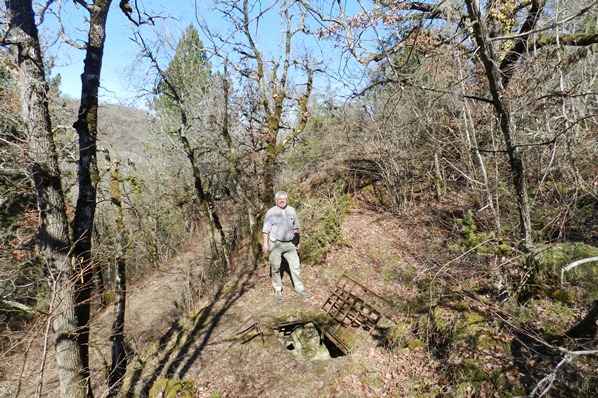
{"left": 276, "top": 195, "right": 288, "bottom": 209}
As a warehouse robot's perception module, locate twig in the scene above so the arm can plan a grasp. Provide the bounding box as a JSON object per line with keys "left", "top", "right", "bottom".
{"left": 36, "top": 274, "right": 59, "bottom": 398}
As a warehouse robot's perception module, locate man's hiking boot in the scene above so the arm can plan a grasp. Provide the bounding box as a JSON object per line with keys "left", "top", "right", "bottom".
{"left": 275, "top": 291, "right": 282, "bottom": 301}
{"left": 294, "top": 290, "right": 312, "bottom": 299}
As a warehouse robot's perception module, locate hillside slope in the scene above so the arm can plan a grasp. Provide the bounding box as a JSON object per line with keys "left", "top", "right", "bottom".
{"left": 4, "top": 194, "right": 596, "bottom": 397}
{"left": 103, "top": 201, "right": 440, "bottom": 397}
{"left": 2, "top": 199, "right": 444, "bottom": 397}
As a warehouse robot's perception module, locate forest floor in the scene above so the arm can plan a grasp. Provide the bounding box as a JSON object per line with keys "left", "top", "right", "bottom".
{"left": 108, "top": 200, "right": 446, "bottom": 397}
{"left": 3, "top": 194, "right": 563, "bottom": 397}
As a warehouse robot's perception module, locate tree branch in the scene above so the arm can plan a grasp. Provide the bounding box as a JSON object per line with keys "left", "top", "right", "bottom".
{"left": 561, "top": 257, "right": 598, "bottom": 284}
{"left": 119, "top": 0, "right": 139, "bottom": 26}
{"left": 529, "top": 348, "right": 598, "bottom": 397}
{"left": 534, "top": 33, "right": 598, "bottom": 48}
{"left": 72, "top": 0, "right": 92, "bottom": 12}
{"left": 0, "top": 298, "right": 37, "bottom": 314}
{"left": 499, "top": 0, "right": 545, "bottom": 87}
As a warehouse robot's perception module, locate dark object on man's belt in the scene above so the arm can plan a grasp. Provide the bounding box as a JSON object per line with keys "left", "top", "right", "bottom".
{"left": 291, "top": 232, "right": 300, "bottom": 246}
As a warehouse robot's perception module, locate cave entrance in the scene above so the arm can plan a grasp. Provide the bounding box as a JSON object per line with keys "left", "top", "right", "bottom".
{"left": 274, "top": 321, "right": 345, "bottom": 360}
{"left": 230, "top": 275, "right": 390, "bottom": 360}
{"left": 274, "top": 275, "right": 391, "bottom": 359}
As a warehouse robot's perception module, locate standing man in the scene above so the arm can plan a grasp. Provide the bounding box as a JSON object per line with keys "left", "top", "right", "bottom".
{"left": 262, "top": 191, "right": 312, "bottom": 301}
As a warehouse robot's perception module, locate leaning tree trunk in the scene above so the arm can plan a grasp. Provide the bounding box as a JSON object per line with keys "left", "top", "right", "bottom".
{"left": 71, "top": 1, "right": 112, "bottom": 393}
{"left": 135, "top": 36, "right": 231, "bottom": 271}
{"left": 465, "top": 0, "right": 533, "bottom": 248}
{"left": 5, "top": 1, "right": 88, "bottom": 397}
{"left": 182, "top": 134, "right": 230, "bottom": 271}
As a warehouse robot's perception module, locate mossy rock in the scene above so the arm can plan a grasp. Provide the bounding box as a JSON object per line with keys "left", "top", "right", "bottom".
{"left": 452, "top": 210, "right": 493, "bottom": 254}
{"left": 452, "top": 311, "right": 486, "bottom": 342}
{"left": 550, "top": 288, "right": 576, "bottom": 304}
{"left": 529, "top": 242, "right": 598, "bottom": 302}
{"left": 450, "top": 359, "right": 525, "bottom": 397}
{"left": 148, "top": 379, "right": 195, "bottom": 398}
{"left": 452, "top": 311, "right": 511, "bottom": 353}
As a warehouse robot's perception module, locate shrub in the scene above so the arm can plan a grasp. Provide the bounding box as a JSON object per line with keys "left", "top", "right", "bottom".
{"left": 282, "top": 183, "right": 352, "bottom": 266}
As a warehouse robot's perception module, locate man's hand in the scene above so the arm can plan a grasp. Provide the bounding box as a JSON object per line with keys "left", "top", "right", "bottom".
{"left": 262, "top": 243, "right": 269, "bottom": 256}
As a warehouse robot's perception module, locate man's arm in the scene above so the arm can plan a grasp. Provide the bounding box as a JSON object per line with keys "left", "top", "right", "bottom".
{"left": 262, "top": 233, "right": 270, "bottom": 255}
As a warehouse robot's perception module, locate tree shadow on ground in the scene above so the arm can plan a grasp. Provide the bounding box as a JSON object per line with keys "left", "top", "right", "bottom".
{"left": 126, "top": 258, "right": 261, "bottom": 396}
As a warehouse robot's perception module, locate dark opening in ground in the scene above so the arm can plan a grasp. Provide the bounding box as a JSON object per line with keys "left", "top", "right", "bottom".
{"left": 275, "top": 321, "right": 346, "bottom": 360}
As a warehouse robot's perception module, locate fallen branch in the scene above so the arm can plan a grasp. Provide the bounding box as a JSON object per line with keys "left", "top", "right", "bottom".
{"left": 560, "top": 256, "right": 598, "bottom": 284}
{"left": 527, "top": 349, "right": 598, "bottom": 398}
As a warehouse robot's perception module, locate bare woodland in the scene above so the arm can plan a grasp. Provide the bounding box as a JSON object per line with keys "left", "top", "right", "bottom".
{"left": 1, "top": 0, "right": 598, "bottom": 397}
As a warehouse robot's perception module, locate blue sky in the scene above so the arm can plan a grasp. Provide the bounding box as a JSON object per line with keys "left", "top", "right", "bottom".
{"left": 44, "top": 1, "right": 199, "bottom": 104}
{"left": 43, "top": 1, "right": 367, "bottom": 106}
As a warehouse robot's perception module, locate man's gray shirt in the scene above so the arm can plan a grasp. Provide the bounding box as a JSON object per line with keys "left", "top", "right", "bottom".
{"left": 262, "top": 205, "right": 300, "bottom": 242}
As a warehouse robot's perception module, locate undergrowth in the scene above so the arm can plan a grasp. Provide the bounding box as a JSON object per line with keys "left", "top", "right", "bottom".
{"left": 410, "top": 204, "right": 598, "bottom": 397}
{"left": 282, "top": 182, "right": 352, "bottom": 266}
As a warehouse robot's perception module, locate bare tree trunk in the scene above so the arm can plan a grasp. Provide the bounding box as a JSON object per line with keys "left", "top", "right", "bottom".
{"left": 71, "top": 3, "right": 112, "bottom": 394}
{"left": 465, "top": 0, "right": 533, "bottom": 248}
{"left": 101, "top": 151, "right": 128, "bottom": 397}
{"left": 183, "top": 134, "right": 229, "bottom": 270}
{"left": 458, "top": 54, "right": 500, "bottom": 231}
{"left": 4, "top": 1, "right": 88, "bottom": 397}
